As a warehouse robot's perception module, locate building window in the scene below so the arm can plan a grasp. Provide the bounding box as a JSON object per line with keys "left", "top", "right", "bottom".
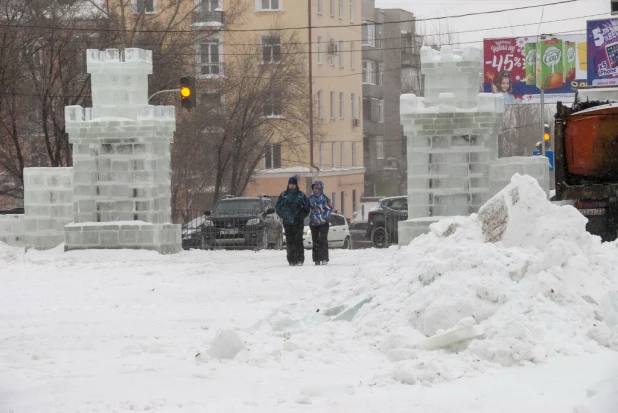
{"left": 349, "top": 0, "right": 354, "bottom": 22}
{"left": 262, "top": 36, "right": 281, "bottom": 63}
{"left": 351, "top": 93, "right": 356, "bottom": 119}
{"left": 329, "top": 0, "right": 334, "bottom": 16}
{"left": 362, "top": 60, "right": 375, "bottom": 84}
{"left": 350, "top": 41, "right": 355, "bottom": 70}
{"left": 363, "top": 98, "right": 384, "bottom": 122}
{"left": 200, "top": 40, "right": 220, "bottom": 75}
{"left": 338, "top": 41, "right": 344, "bottom": 68}
{"left": 339, "top": 92, "right": 344, "bottom": 119}
{"left": 338, "top": 0, "right": 343, "bottom": 18}
{"left": 317, "top": 0, "right": 322, "bottom": 14}
{"left": 331, "top": 142, "right": 336, "bottom": 168}
{"left": 264, "top": 144, "right": 282, "bottom": 169}
{"left": 317, "top": 90, "right": 324, "bottom": 119}
{"left": 264, "top": 90, "right": 282, "bottom": 117}
{"left": 201, "top": 0, "right": 219, "bottom": 12}
{"left": 328, "top": 40, "right": 336, "bottom": 66}
{"left": 24, "top": 41, "right": 43, "bottom": 68}
{"left": 317, "top": 36, "right": 322, "bottom": 64}
{"left": 352, "top": 189, "right": 357, "bottom": 212}
{"left": 376, "top": 136, "right": 384, "bottom": 160}
{"left": 258, "top": 0, "right": 281, "bottom": 11}
{"left": 377, "top": 62, "right": 383, "bottom": 85}
{"left": 351, "top": 142, "right": 356, "bottom": 166}
{"left": 340, "top": 191, "right": 345, "bottom": 215}
{"left": 319, "top": 143, "right": 324, "bottom": 169}
{"left": 133, "top": 0, "right": 155, "bottom": 13}
{"left": 331, "top": 192, "right": 336, "bottom": 210}
{"left": 340, "top": 142, "right": 344, "bottom": 167}
{"left": 362, "top": 22, "right": 375, "bottom": 47}
{"left": 330, "top": 91, "right": 335, "bottom": 120}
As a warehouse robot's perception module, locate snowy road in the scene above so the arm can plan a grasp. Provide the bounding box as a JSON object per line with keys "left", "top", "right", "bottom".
{"left": 1, "top": 243, "right": 616, "bottom": 413}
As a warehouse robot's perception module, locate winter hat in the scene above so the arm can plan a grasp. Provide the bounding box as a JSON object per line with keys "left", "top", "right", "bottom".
{"left": 311, "top": 180, "right": 324, "bottom": 190}
{"left": 288, "top": 176, "right": 298, "bottom": 185}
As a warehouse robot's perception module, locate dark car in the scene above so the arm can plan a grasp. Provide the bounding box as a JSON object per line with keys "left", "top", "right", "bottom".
{"left": 201, "top": 196, "right": 283, "bottom": 250}
{"left": 366, "top": 196, "right": 408, "bottom": 248}
{"left": 181, "top": 215, "right": 206, "bottom": 250}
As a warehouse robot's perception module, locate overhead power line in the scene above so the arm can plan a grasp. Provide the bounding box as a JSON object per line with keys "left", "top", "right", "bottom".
{"left": 0, "top": 0, "right": 583, "bottom": 34}
{"left": 1, "top": 12, "right": 602, "bottom": 50}
{"left": 0, "top": 26, "right": 588, "bottom": 99}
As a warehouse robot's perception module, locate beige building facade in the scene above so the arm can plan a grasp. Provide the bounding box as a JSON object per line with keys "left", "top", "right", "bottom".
{"left": 230, "top": 0, "right": 365, "bottom": 218}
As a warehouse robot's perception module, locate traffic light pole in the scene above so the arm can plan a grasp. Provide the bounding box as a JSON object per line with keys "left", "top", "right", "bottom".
{"left": 540, "top": 89, "right": 545, "bottom": 156}
{"left": 148, "top": 89, "right": 180, "bottom": 103}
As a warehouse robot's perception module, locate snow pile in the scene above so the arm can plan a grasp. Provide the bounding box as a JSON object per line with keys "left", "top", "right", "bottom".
{"left": 207, "top": 329, "right": 246, "bottom": 360}
{"left": 250, "top": 174, "right": 618, "bottom": 385}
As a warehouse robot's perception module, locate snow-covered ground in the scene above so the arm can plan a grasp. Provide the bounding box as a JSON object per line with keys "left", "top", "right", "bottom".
{"left": 1, "top": 175, "right": 618, "bottom": 412}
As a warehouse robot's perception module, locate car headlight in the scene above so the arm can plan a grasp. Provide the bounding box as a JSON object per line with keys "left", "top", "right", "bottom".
{"left": 246, "top": 218, "right": 260, "bottom": 225}
{"left": 203, "top": 220, "right": 214, "bottom": 227}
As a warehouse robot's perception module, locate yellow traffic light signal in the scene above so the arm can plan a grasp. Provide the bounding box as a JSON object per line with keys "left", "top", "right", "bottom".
{"left": 544, "top": 123, "right": 550, "bottom": 141}
{"left": 179, "top": 76, "right": 196, "bottom": 109}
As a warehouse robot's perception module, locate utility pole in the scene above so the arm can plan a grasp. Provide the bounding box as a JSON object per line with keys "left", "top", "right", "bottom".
{"left": 308, "top": 0, "right": 320, "bottom": 180}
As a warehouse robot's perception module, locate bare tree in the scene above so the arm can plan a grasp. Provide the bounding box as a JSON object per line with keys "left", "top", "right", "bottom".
{"left": 0, "top": 0, "right": 246, "bottom": 209}
{"left": 419, "top": 19, "right": 459, "bottom": 49}
{"left": 499, "top": 103, "right": 554, "bottom": 157}
{"left": 174, "top": 28, "right": 316, "bottom": 211}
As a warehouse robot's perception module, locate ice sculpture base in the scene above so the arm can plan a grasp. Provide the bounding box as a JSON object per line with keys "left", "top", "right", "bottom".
{"left": 489, "top": 157, "right": 550, "bottom": 198}
{"left": 64, "top": 221, "right": 181, "bottom": 254}
{"left": 0, "top": 214, "right": 25, "bottom": 247}
{"left": 398, "top": 217, "right": 446, "bottom": 246}
{"left": 24, "top": 167, "right": 74, "bottom": 250}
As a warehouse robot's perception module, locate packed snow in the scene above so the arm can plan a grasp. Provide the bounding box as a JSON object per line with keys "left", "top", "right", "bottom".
{"left": 1, "top": 174, "right": 618, "bottom": 412}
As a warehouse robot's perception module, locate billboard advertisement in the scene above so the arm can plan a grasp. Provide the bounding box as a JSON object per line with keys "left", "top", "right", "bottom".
{"left": 483, "top": 35, "right": 587, "bottom": 104}
{"left": 587, "top": 18, "right": 618, "bottom": 86}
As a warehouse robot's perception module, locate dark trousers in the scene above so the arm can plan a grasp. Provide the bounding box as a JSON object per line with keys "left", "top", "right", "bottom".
{"left": 310, "top": 223, "right": 329, "bottom": 263}
{"left": 284, "top": 222, "right": 305, "bottom": 264}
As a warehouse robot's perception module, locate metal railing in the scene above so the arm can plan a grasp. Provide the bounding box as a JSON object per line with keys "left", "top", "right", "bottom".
{"left": 181, "top": 207, "right": 282, "bottom": 251}
{"left": 192, "top": 10, "right": 225, "bottom": 25}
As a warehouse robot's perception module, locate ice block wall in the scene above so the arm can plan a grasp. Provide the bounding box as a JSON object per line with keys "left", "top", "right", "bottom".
{"left": 64, "top": 48, "right": 181, "bottom": 254}
{"left": 489, "top": 157, "right": 550, "bottom": 198}
{"left": 24, "top": 167, "right": 73, "bottom": 249}
{"left": 398, "top": 45, "right": 505, "bottom": 244}
{"left": 0, "top": 214, "right": 25, "bottom": 247}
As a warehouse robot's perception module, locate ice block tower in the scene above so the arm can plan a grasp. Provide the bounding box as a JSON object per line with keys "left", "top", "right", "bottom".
{"left": 398, "top": 45, "right": 504, "bottom": 245}
{"left": 63, "top": 48, "right": 181, "bottom": 254}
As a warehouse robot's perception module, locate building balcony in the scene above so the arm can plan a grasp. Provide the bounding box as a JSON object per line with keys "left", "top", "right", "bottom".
{"left": 192, "top": 10, "right": 225, "bottom": 26}
{"left": 198, "top": 62, "right": 224, "bottom": 77}
{"left": 401, "top": 49, "right": 420, "bottom": 68}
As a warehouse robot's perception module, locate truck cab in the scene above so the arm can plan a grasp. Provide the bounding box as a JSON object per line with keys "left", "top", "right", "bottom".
{"left": 554, "top": 85, "right": 618, "bottom": 241}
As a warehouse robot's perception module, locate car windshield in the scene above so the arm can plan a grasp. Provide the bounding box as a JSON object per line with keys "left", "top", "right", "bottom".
{"left": 213, "top": 199, "right": 262, "bottom": 214}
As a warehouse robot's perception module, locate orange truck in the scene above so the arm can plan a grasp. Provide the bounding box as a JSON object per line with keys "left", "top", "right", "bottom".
{"left": 555, "top": 86, "right": 618, "bottom": 241}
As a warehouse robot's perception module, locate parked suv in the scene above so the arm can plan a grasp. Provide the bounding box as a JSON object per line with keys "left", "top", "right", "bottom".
{"left": 201, "top": 196, "right": 283, "bottom": 250}
{"left": 366, "top": 196, "right": 408, "bottom": 248}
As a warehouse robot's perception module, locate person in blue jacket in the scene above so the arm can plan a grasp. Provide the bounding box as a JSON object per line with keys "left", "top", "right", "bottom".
{"left": 308, "top": 180, "right": 332, "bottom": 266}
{"left": 276, "top": 176, "right": 310, "bottom": 266}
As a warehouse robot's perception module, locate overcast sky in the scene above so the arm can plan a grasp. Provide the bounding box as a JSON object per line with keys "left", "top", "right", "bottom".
{"left": 375, "top": 0, "right": 611, "bottom": 45}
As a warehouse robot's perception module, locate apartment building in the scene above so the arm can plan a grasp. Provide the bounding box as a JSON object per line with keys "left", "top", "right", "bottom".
{"left": 360, "top": 0, "right": 421, "bottom": 197}
{"left": 225, "top": 0, "right": 365, "bottom": 219}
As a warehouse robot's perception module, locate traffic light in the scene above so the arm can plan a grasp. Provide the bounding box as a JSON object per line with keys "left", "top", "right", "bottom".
{"left": 544, "top": 123, "right": 551, "bottom": 142}
{"left": 179, "top": 76, "right": 196, "bottom": 109}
